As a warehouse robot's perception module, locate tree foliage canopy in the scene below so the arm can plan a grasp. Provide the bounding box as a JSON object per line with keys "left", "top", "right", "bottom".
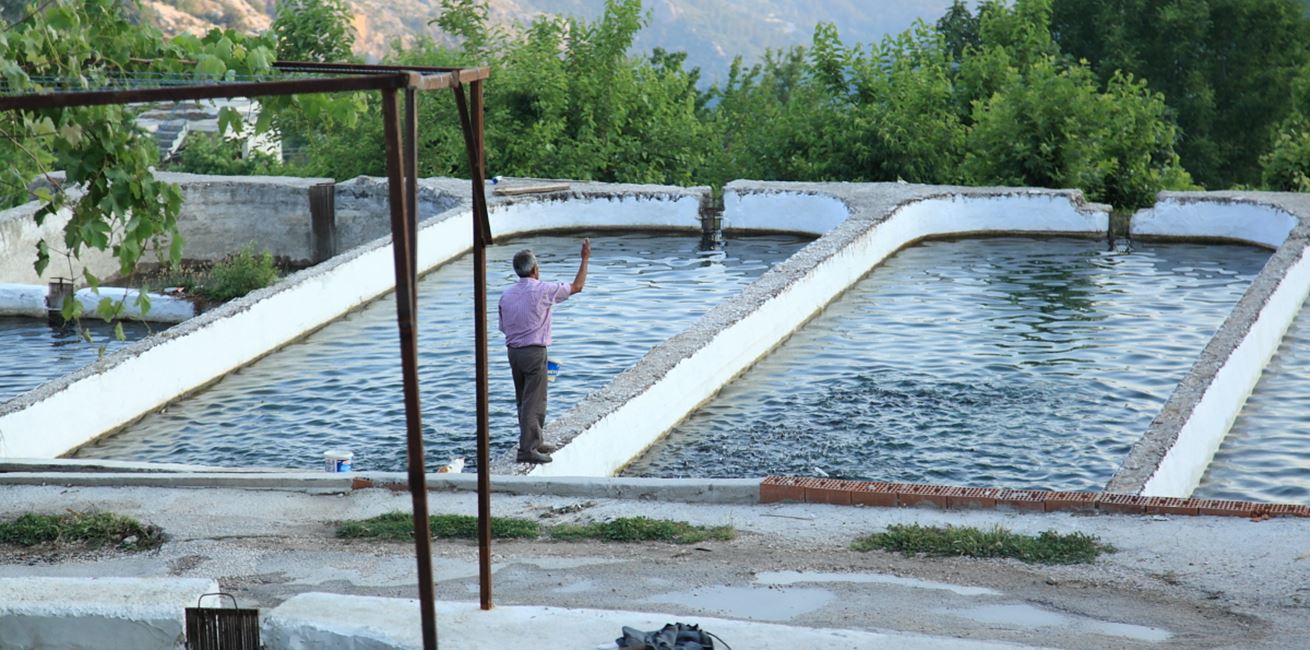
{"left": 1050, "top": 0, "right": 1310, "bottom": 189}
{"left": 3, "top": 0, "right": 1307, "bottom": 299}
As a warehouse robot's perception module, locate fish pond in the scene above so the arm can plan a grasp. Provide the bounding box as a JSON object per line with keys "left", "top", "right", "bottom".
{"left": 624, "top": 237, "right": 1270, "bottom": 492}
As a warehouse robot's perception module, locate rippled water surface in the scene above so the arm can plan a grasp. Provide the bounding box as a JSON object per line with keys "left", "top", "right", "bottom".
{"left": 1195, "top": 300, "right": 1310, "bottom": 505}
{"left": 0, "top": 317, "right": 152, "bottom": 402}
{"left": 625, "top": 238, "right": 1269, "bottom": 491}
{"left": 75, "top": 233, "right": 807, "bottom": 470}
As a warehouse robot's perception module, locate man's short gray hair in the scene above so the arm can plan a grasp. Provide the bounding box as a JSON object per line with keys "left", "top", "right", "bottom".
{"left": 512, "top": 249, "right": 538, "bottom": 277}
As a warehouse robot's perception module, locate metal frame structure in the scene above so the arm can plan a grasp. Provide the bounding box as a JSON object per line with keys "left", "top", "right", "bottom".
{"left": 0, "top": 61, "right": 497, "bottom": 650}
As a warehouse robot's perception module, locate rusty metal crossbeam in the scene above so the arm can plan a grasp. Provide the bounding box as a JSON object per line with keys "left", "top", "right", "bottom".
{"left": 0, "top": 74, "right": 405, "bottom": 110}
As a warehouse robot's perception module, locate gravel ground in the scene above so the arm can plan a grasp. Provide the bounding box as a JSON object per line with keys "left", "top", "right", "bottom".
{"left": 1, "top": 484, "right": 1307, "bottom": 649}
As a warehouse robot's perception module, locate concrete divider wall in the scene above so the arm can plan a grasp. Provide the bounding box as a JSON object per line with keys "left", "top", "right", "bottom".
{"left": 1110, "top": 192, "right": 1310, "bottom": 497}
{"left": 0, "top": 180, "right": 708, "bottom": 459}
{"left": 333, "top": 176, "right": 467, "bottom": 251}
{"left": 0, "top": 198, "right": 123, "bottom": 285}
{"left": 529, "top": 182, "right": 1110, "bottom": 477}
{"left": 158, "top": 172, "right": 334, "bottom": 264}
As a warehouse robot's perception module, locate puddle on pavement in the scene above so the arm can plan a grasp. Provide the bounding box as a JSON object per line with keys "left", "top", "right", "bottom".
{"left": 754, "top": 571, "right": 999, "bottom": 597}
{"left": 950, "top": 604, "right": 1172, "bottom": 642}
{"left": 644, "top": 586, "right": 834, "bottom": 622}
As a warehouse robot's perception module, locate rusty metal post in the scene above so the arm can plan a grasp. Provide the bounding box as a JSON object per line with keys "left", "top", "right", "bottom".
{"left": 45, "top": 278, "right": 74, "bottom": 326}
{"left": 404, "top": 89, "right": 419, "bottom": 286}
{"left": 382, "top": 87, "right": 438, "bottom": 650}
{"left": 308, "top": 182, "right": 337, "bottom": 263}
{"left": 470, "top": 78, "right": 494, "bottom": 612}
{"left": 453, "top": 78, "right": 495, "bottom": 611}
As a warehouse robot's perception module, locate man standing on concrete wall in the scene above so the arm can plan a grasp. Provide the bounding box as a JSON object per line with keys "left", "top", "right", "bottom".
{"left": 498, "top": 239, "right": 590, "bottom": 464}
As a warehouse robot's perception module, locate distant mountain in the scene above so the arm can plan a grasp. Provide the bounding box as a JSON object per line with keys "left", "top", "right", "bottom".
{"left": 143, "top": 0, "right": 962, "bottom": 83}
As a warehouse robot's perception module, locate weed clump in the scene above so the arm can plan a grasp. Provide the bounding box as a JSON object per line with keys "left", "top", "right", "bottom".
{"left": 852, "top": 523, "right": 1113, "bottom": 565}
{"left": 336, "top": 512, "right": 540, "bottom": 541}
{"left": 549, "top": 517, "right": 735, "bottom": 544}
{"left": 0, "top": 512, "right": 165, "bottom": 550}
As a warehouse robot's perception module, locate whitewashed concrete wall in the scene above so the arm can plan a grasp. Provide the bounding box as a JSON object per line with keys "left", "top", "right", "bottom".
{"left": 1114, "top": 194, "right": 1310, "bottom": 497}
{"left": 0, "top": 186, "right": 706, "bottom": 458}
{"left": 531, "top": 187, "right": 1109, "bottom": 477}
{"left": 1133, "top": 196, "right": 1297, "bottom": 249}
{"left": 0, "top": 199, "right": 123, "bottom": 285}
{"left": 722, "top": 190, "right": 849, "bottom": 234}
{"left": 0, "top": 577, "right": 218, "bottom": 650}
{"left": 492, "top": 192, "right": 702, "bottom": 237}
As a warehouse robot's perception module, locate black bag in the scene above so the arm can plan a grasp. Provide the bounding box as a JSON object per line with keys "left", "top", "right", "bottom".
{"left": 616, "top": 622, "right": 718, "bottom": 650}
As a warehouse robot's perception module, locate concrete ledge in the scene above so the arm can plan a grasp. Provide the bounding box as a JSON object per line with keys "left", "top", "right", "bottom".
{"left": 0, "top": 457, "right": 303, "bottom": 474}
{"left": 360, "top": 473, "right": 763, "bottom": 504}
{"left": 0, "top": 472, "right": 352, "bottom": 491}
{"left": 0, "top": 577, "right": 218, "bottom": 650}
{"left": 1111, "top": 192, "right": 1310, "bottom": 497}
{"left": 758, "top": 477, "right": 1310, "bottom": 518}
{"left": 263, "top": 593, "right": 976, "bottom": 650}
{"left": 0, "top": 283, "right": 46, "bottom": 317}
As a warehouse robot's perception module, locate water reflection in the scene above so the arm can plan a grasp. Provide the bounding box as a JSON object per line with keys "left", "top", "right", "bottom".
{"left": 0, "top": 317, "right": 153, "bottom": 402}
{"left": 1195, "top": 296, "right": 1310, "bottom": 505}
{"left": 625, "top": 237, "right": 1267, "bottom": 491}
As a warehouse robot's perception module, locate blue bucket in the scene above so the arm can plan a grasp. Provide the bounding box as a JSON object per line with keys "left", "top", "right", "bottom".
{"left": 546, "top": 359, "right": 560, "bottom": 382}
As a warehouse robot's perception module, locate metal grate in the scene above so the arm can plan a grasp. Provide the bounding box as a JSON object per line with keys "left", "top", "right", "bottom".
{"left": 185, "top": 593, "right": 260, "bottom": 650}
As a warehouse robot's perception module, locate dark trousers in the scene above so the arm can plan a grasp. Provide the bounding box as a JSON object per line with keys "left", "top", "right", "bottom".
{"left": 507, "top": 345, "right": 548, "bottom": 453}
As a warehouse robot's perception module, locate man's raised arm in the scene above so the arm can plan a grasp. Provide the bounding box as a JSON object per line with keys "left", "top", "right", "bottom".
{"left": 570, "top": 238, "right": 591, "bottom": 294}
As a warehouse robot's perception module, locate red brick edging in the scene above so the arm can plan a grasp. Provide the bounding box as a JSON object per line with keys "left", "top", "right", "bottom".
{"left": 760, "top": 476, "right": 1310, "bottom": 518}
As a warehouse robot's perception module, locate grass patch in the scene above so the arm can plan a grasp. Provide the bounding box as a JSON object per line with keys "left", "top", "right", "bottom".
{"left": 0, "top": 512, "right": 165, "bottom": 550}
{"left": 336, "top": 514, "right": 735, "bottom": 546}
{"left": 549, "top": 517, "right": 735, "bottom": 545}
{"left": 336, "top": 512, "right": 540, "bottom": 541}
{"left": 852, "top": 524, "right": 1113, "bottom": 565}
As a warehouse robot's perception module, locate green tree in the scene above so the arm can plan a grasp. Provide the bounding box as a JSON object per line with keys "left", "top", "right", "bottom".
{"left": 961, "top": 1, "right": 1192, "bottom": 209}
{"left": 1261, "top": 118, "right": 1310, "bottom": 192}
{"left": 299, "top": 0, "right": 711, "bottom": 186}
{"left": 936, "top": 0, "right": 981, "bottom": 61}
{"left": 1261, "top": 65, "right": 1310, "bottom": 191}
{"left": 166, "top": 132, "right": 282, "bottom": 176}
{"left": 272, "top": 0, "right": 357, "bottom": 63}
{"left": 1050, "top": 0, "right": 1310, "bottom": 188}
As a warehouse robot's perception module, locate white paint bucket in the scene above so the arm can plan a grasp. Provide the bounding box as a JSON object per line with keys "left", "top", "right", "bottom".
{"left": 323, "top": 449, "right": 353, "bottom": 473}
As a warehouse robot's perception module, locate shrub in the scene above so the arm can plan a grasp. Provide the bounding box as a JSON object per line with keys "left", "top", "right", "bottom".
{"left": 197, "top": 245, "right": 279, "bottom": 302}
{"left": 169, "top": 132, "right": 282, "bottom": 176}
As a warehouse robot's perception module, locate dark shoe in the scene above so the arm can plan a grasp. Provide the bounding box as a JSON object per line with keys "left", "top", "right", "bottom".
{"left": 516, "top": 449, "right": 552, "bottom": 464}
{"left": 536, "top": 442, "right": 559, "bottom": 454}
